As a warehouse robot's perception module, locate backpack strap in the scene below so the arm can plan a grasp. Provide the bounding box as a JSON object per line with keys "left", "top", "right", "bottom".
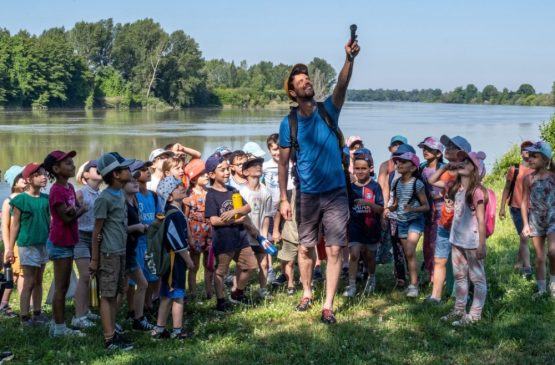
{"left": 287, "top": 107, "right": 299, "bottom": 164}
{"left": 507, "top": 164, "right": 520, "bottom": 206}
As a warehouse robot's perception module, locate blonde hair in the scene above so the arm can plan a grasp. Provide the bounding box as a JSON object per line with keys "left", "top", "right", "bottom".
{"left": 162, "top": 157, "right": 184, "bottom": 176}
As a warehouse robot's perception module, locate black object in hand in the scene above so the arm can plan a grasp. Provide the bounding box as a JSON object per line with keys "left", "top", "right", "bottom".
{"left": 350, "top": 24, "right": 358, "bottom": 43}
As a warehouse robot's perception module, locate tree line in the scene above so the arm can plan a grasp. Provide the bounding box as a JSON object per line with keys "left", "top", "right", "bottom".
{"left": 0, "top": 18, "right": 336, "bottom": 109}
{"left": 347, "top": 82, "right": 555, "bottom": 106}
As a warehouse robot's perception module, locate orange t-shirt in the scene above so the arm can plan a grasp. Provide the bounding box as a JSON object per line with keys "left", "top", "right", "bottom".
{"left": 438, "top": 170, "right": 457, "bottom": 229}
{"left": 505, "top": 164, "right": 533, "bottom": 208}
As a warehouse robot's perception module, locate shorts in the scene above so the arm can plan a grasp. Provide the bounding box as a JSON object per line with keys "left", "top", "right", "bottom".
{"left": 126, "top": 251, "right": 139, "bottom": 273}
{"left": 509, "top": 207, "right": 525, "bottom": 235}
{"left": 251, "top": 244, "right": 266, "bottom": 255}
{"left": 349, "top": 241, "right": 378, "bottom": 251}
{"left": 529, "top": 208, "right": 555, "bottom": 237}
{"left": 216, "top": 246, "right": 258, "bottom": 275}
{"left": 136, "top": 239, "right": 159, "bottom": 282}
{"left": 18, "top": 245, "right": 48, "bottom": 267}
{"left": 12, "top": 244, "right": 22, "bottom": 276}
{"left": 74, "top": 231, "right": 92, "bottom": 260}
{"left": 298, "top": 187, "right": 349, "bottom": 247}
{"left": 98, "top": 254, "right": 126, "bottom": 298}
{"left": 277, "top": 239, "right": 298, "bottom": 262}
{"left": 46, "top": 240, "right": 74, "bottom": 260}
{"left": 396, "top": 216, "right": 425, "bottom": 239}
{"left": 434, "top": 226, "right": 451, "bottom": 259}
{"left": 160, "top": 281, "right": 186, "bottom": 300}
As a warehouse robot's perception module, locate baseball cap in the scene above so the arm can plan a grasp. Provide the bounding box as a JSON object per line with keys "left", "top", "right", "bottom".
{"left": 184, "top": 158, "right": 205, "bottom": 181}
{"left": 22, "top": 162, "right": 43, "bottom": 179}
{"left": 390, "top": 135, "right": 408, "bottom": 146}
{"left": 214, "top": 146, "right": 232, "bottom": 157}
{"left": 457, "top": 151, "right": 487, "bottom": 178}
{"left": 4, "top": 165, "right": 23, "bottom": 188}
{"left": 440, "top": 135, "right": 472, "bottom": 153}
{"left": 354, "top": 148, "right": 372, "bottom": 159}
{"left": 393, "top": 152, "right": 420, "bottom": 167}
{"left": 129, "top": 160, "right": 153, "bottom": 178}
{"left": 243, "top": 142, "right": 266, "bottom": 158}
{"left": 520, "top": 140, "right": 534, "bottom": 150}
{"left": 205, "top": 153, "right": 227, "bottom": 173}
{"left": 76, "top": 160, "right": 98, "bottom": 185}
{"left": 242, "top": 155, "right": 265, "bottom": 172}
{"left": 43, "top": 150, "right": 77, "bottom": 172}
{"left": 284, "top": 63, "right": 309, "bottom": 101}
{"left": 392, "top": 143, "right": 416, "bottom": 156}
{"left": 97, "top": 152, "right": 135, "bottom": 177}
{"left": 346, "top": 136, "right": 363, "bottom": 148}
{"left": 525, "top": 141, "right": 553, "bottom": 160}
{"left": 156, "top": 176, "right": 182, "bottom": 207}
{"left": 418, "top": 136, "right": 444, "bottom": 152}
{"left": 149, "top": 148, "right": 174, "bottom": 162}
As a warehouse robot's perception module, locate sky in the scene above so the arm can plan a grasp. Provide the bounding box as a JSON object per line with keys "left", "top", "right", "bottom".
{"left": 1, "top": 0, "right": 554, "bottom": 92}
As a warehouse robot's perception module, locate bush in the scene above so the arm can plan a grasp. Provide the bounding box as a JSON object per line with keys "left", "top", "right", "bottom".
{"left": 539, "top": 114, "right": 555, "bottom": 148}
{"left": 484, "top": 144, "right": 520, "bottom": 187}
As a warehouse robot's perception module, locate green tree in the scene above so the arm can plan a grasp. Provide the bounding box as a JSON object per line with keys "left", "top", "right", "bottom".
{"left": 308, "top": 57, "right": 336, "bottom": 96}
{"left": 69, "top": 19, "right": 114, "bottom": 70}
{"left": 481, "top": 85, "right": 499, "bottom": 103}
{"left": 0, "top": 29, "right": 11, "bottom": 105}
{"left": 517, "top": 83, "right": 535, "bottom": 97}
{"left": 464, "top": 84, "right": 479, "bottom": 103}
{"left": 551, "top": 81, "right": 555, "bottom": 105}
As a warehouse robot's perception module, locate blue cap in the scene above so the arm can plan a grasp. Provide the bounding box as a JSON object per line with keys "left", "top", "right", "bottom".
{"left": 390, "top": 135, "right": 408, "bottom": 146}
{"left": 205, "top": 153, "right": 226, "bottom": 173}
{"left": 130, "top": 160, "right": 153, "bottom": 173}
{"left": 392, "top": 143, "right": 416, "bottom": 156}
{"left": 4, "top": 165, "right": 23, "bottom": 188}
{"left": 525, "top": 141, "right": 553, "bottom": 160}
{"left": 440, "top": 135, "right": 472, "bottom": 153}
{"left": 354, "top": 148, "right": 372, "bottom": 158}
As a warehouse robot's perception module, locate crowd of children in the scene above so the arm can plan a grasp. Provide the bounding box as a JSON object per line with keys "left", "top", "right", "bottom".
{"left": 0, "top": 131, "right": 554, "bottom": 352}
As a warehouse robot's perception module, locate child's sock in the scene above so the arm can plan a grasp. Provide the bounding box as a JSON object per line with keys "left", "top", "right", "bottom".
{"left": 172, "top": 327, "right": 182, "bottom": 336}
{"left": 537, "top": 280, "right": 547, "bottom": 292}
{"left": 153, "top": 325, "right": 165, "bottom": 334}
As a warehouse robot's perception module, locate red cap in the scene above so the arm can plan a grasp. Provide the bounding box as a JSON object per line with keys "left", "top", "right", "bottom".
{"left": 22, "top": 163, "right": 43, "bottom": 179}
{"left": 43, "top": 150, "right": 77, "bottom": 172}
{"left": 184, "top": 158, "right": 205, "bottom": 181}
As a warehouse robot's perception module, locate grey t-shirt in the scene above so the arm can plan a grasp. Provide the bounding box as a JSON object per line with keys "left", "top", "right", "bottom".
{"left": 94, "top": 188, "right": 128, "bottom": 255}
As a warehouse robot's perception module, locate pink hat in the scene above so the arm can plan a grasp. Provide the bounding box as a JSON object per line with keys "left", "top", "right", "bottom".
{"left": 393, "top": 152, "right": 420, "bottom": 167}
{"left": 346, "top": 136, "right": 363, "bottom": 148}
{"left": 457, "top": 150, "right": 487, "bottom": 178}
{"left": 418, "top": 136, "right": 444, "bottom": 152}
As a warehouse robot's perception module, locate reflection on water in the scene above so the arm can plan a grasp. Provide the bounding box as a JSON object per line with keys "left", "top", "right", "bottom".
{"left": 0, "top": 102, "right": 554, "bottom": 201}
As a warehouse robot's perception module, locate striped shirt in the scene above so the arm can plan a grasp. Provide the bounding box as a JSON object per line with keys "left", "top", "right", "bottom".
{"left": 393, "top": 177, "right": 425, "bottom": 222}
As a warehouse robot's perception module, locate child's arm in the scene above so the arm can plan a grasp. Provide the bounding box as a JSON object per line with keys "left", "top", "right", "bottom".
{"left": 427, "top": 165, "right": 449, "bottom": 188}
{"left": 405, "top": 187, "right": 430, "bottom": 213}
{"left": 520, "top": 176, "right": 531, "bottom": 237}
{"left": 261, "top": 216, "right": 270, "bottom": 238}
{"left": 178, "top": 250, "right": 195, "bottom": 270}
{"left": 499, "top": 167, "right": 514, "bottom": 220}
{"left": 272, "top": 210, "right": 282, "bottom": 243}
{"left": 377, "top": 162, "right": 389, "bottom": 203}
{"left": 128, "top": 223, "right": 147, "bottom": 235}
{"left": 89, "top": 218, "right": 105, "bottom": 275}
{"left": 5, "top": 207, "right": 21, "bottom": 263}
{"left": 54, "top": 202, "right": 85, "bottom": 224}
{"left": 475, "top": 198, "right": 487, "bottom": 259}
{"left": 219, "top": 204, "right": 251, "bottom": 222}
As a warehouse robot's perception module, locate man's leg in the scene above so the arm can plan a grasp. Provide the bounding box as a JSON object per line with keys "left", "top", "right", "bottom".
{"left": 323, "top": 245, "right": 342, "bottom": 310}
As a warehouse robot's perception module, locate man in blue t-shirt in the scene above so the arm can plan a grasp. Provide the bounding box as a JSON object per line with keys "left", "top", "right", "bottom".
{"left": 278, "top": 36, "right": 360, "bottom": 324}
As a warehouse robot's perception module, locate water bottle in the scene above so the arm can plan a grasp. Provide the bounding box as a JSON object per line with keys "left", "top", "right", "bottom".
{"left": 3, "top": 262, "right": 13, "bottom": 289}
{"left": 89, "top": 275, "right": 99, "bottom": 308}
{"left": 256, "top": 235, "right": 278, "bottom": 256}
{"left": 232, "top": 191, "right": 243, "bottom": 219}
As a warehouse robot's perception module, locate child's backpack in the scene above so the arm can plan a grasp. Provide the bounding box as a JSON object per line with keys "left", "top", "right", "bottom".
{"left": 484, "top": 188, "right": 497, "bottom": 238}
{"left": 145, "top": 208, "right": 179, "bottom": 276}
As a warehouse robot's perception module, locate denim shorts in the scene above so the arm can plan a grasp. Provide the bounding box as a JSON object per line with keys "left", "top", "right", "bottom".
{"left": 434, "top": 226, "right": 451, "bottom": 259}
{"left": 396, "top": 216, "right": 425, "bottom": 239}
{"left": 18, "top": 245, "right": 49, "bottom": 267}
{"left": 46, "top": 240, "right": 74, "bottom": 260}
{"left": 510, "top": 207, "right": 524, "bottom": 235}
{"left": 160, "top": 281, "right": 186, "bottom": 300}
{"left": 74, "top": 231, "right": 92, "bottom": 260}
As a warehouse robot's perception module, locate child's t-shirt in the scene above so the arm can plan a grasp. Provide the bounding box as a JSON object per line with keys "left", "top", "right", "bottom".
{"left": 438, "top": 170, "right": 458, "bottom": 229}
{"left": 136, "top": 190, "right": 162, "bottom": 249}
{"left": 393, "top": 177, "right": 426, "bottom": 222}
{"left": 205, "top": 186, "right": 250, "bottom": 255}
{"left": 163, "top": 205, "right": 189, "bottom": 292}
{"left": 10, "top": 193, "right": 50, "bottom": 247}
{"left": 228, "top": 175, "right": 248, "bottom": 191}
{"left": 126, "top": 200, "right": 141, "bottom": 261}
{"left": 48, "top": 182, "right": 79, "bottom": 247}
{"left": 240, "top": 184, "right": 273, "bottom": 246}
{"left": 505, "top": 164, "right": 533, "bottom": 208}
{"left": 450, "top": 187, "right": 485, "bottom": 249}
{"left": 94, "top": 188, "right": 127, "bottom": 255}
{"left": 349, "top": 179, "right": 384, "bottom": 244}
{"left": 262, "top": 159, "right": 294, "bottom": 214}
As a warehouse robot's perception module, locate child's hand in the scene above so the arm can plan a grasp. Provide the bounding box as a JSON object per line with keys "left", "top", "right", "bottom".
{"left": 234, "top": 215, "right": 246, "bottom": 224}
{"left": 89, "top": 260, "right": 98, "bottom": 275}
{"left": 522, "top": 224, "right": 531, "bottom": 237}
{"left": 4, "top": 249, "right": 14, "bottom": 264}
{"left": 220, "top": 210, "right": 236, "bottom": 222}
{"left": 65, "top": 205, "right": 77, "bottom": 216}
{"left": 499, "top": 207, "right": 506, "bottom": 220}
{"left": 388, "top": 204, "right": 398, "bottom": 212}
{"left": 404, "top": 205, "right": 413, "bottom": 213}
{"left": 476, "top": 245, "right": 487, "bottom": 260}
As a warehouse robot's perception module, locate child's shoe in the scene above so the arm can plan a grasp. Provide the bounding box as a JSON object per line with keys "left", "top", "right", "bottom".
{"left": 150, "top": 327, "right": 171, "bottom": 340}
{"left": 342, "top": 284, "right": 357, "bottom": 298}
{"left": 49, "top": 324, "right": 86, "bottom": 337}
{"left": 287, "top": 287, "right": 296, "bottom": 296}
{"left": 440, "top": 308, "right": 464, "bottom": 322}
{"left": 170, "top": 328, "right": 194, "bottom": 340}
{"left": 405, "top": 284, "right": 419, "bottom": 298}
{"left": 86, "top": 310, "right": 100, "bottom": 321}
{"left": 549, "top": 281, "right": 555, "bottom": 298}
{"left": 320, "top": 309, "right": 337, "bottom": 325}
{"left": 257, "top": 287, "right": 272, "bottom": 300}
{"left": 71, "top": 315, "right": 95, "bottom": 329}
{"left": 215, "top": 300, "right": 233, "bottom": 313}
{"left": 32, "top": 312, "right": 49, "bottom": 325}
{"left": 452, "top": 314, "right": 479, "bottom": 327}
{"left": 105, "top": 334, "right": 134, "bottom": 351}
{"left": 132, "top": 316, "right": 155, "bottom": 331}
{"left": 230, "top": 290, "right": 251, "bottom": 306}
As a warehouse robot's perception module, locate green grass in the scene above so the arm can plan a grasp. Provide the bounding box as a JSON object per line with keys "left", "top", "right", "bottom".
{"left": 2, "top": 198, "right": 555, "bottom": 365}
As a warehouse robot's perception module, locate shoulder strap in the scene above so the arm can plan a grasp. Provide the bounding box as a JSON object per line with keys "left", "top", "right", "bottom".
{"left": 287, "top": 107, "right": 299, "bottom": 164}
{"left": 316, "top": 102, "right": 344, "bottom": 153}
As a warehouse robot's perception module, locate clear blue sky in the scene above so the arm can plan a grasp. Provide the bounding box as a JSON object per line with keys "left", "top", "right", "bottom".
{"left": 2, "top": 0, "right": 554, "bottom": 92}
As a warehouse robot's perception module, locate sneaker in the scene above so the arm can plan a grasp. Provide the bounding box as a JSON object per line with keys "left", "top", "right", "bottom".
{"left": 520, "top": 267, "right": 533, "bottom": 279}
{"left": 313, "top": 267, "right": 323, "bottom": 282}
{"left": 50, "top": 325, "right": 86, "bottom": 337}
{"left": 115, "top": 322, "right": 125, "bottom": 335}
{"left": 271, "top": 274, "right": 288, "bottom": 286}
{"left": 133, "top": 316, "right": 155, "bottom": 331}
{"left": 440, "top": 308, "right": 465, "bottom": 322}
{"left": 21, "top": 317, "right": 38, "bottom": 327}
{"left": 0, "top": 351, "right": 14, "bottom": 363}
{"left": 105, "top": 335, "right": 134, "bottom": 351}
{"left": 287, "top": 287, "right": 296, "bottom": 296}
{"left": 257, "top": 287, "right": 272, "bottom": 300}
{"left": 363, "top": 276, "right": 376, "bottom": 295}
{"left": 215, "top": 300, "right": 233, "bottom": 313}
{"left": 32, "top": 312, "right": 49, "bottom": 325}
{"left": 320, "top": 309, "right": 337, "bottom": 324}
{"left": 150, "top": 328, "right": 171, "bottom": 340}
{"left": 86, "top": 310, "right": 100, "bottom": 321}
{"left": 0, "top": 306, "right": 17, "bottom": 319}
{"left": 406, "top": 284, "right": 419, "bottom": 298}
{"left": 295, "top": 297, "right": 312, "bottom": 312}
{"left": 267, "top": 267, "right": 277, "bottom": 284}
{"left": 170, "top": 328, "right": 194, "bottom": 340}
{"left": 423, "top": 295, "right": 442, "bottom": 305}
{"left": 229, "top": 290, "right": 251, "bottom": 306}
{"left": 71, "top": 316, "right": 95, "bottom": 329}
{"left": 342, "top": 284, "right": 357, "bottom": 298}
{"left": 224, "top": 274, "right": 234, "bottom": 287}
{"left": 452, "top": 314, "right": 479, "bottom": 327}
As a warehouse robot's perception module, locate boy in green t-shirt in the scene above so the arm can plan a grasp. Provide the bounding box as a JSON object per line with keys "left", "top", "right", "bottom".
{"left": 5, "top": 163, "right": 50, "bottom": 326}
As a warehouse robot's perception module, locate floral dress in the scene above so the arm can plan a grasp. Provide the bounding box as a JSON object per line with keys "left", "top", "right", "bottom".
{"left": 528, "top": 172, "right": 555, "bottom": 236}
{"left": 183, "top": 189, "right": 212, "bottom": 253}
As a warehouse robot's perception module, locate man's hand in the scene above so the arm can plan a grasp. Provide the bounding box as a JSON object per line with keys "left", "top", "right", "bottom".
{"left": 345, "top": 40, "right": 360, "bottom": 60}
{"left": 280, "top": 200, "right": 292, "bottom": 221}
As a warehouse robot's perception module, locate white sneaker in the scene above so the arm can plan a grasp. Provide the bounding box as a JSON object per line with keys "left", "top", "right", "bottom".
{"left": 363, "top": 276, "right": 376, "bottom": 295}
{"left": 50, "top": 324, "right": 86, "bottom": 337}
{"left": 342, "top": 284, "right": 357, "bottom": 298}
{"left": 406, "top": 284, "right": 419, "bottom": 298}
{"left": 86, "top": 310, "right": 100, "bottom": 321}
{"left": 71, "top": 316, "right": 95, "bottom": 329}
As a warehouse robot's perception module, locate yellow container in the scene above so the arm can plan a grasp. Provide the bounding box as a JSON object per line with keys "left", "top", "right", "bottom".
{"left": 90, "top": 275, "right": 99, "bottom": 308}
{"left": 232, "top": 192, "right": 243, "bottom": 219}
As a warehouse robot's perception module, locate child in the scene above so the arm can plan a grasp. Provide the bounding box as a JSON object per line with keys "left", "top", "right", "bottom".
{"left": 73, "top": 160, "right": 102, "bottom": 328}
{"left": 343, "top": 149, "right": 384, "bottom": 297}
{"left": 90, "top": 152, "right": 134, "bottom": 351}
{"left": 240, "top": 155, "right": 273, "bottom": 299}
{"left": 162, "top": 157, "right": 185, "bottom": 181}
{"left": 204, "top": 153, "right": 257, "bottom": 312}
{"left": 417, "top": 137, "right": 445, "bottom": 282}
{"left": 183, "top": 159, "right": 214, "bottom": 300}
{"left": 150, "top": 176, "right": 195, "bottom": 339}
{"left": 441, "top": 151, "right": 488, "bottom": 326}
{"left": 0, "top": 166, "right": 27, "bottom": 318}
{"left": 521, "top": 141, "right": 555, "bottom": 297}
{"left": 227, "top": 150, "right": 248, "bottom": 191}
{"left": 44, "top": 150, "right": 87, "bottom": 337}
{"left": 345, "top": 136, "right": 364, "bottom": 175}
{"left": 147, "top": 148, "right": 175, "bottom": 192}
{"left": 123, "top": 171, "right": 154, "bottom": 331}
{"left": 426, "top": 135, "right": 472, "bottom": 303}
{"left": 5, "top": 163, "right": 49, "bottom": 326}
{"left": 386, "top": 152, "right": 430, "bottom": 298}
{"left": 499, "top": 141, "right": 534, "bottom": 276}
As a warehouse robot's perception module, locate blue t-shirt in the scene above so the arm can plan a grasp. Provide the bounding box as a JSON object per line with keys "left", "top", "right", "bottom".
{"left": 349, "top": 180, "right": 384, "bottom": 244}
{"left": 279, "top": 97, "right": 345, "bottom": 194}
{"left": 136, "top": 190, "right": 162, "bottom": 248}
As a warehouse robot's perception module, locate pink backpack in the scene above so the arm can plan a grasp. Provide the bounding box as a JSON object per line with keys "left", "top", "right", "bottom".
{"left": 484, "top": 188, "right": 496, "bottom": 238}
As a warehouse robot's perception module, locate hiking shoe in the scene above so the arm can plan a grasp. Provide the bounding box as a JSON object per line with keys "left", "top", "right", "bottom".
{"left": 215, "top": 300, "right": 233, "bottom": 313}
{"left": 133, "top": 316, "right": 155, "bottom": 331}
{"left": 170, "top": 328, "right": 194, "bottom": 340}
{"left": 363, "top": 276, "right": 376, "bottom": 295}
{"left": 424, "top": 295, "right": 442, "bottom": 305}
{"left": 0, "top": 306, "right": 17, "bottom": 319}
{"left": 295, "top": 297, "right": 312, "bottom": 312}
{"left": 150, "top": 328, "right": 171, "bottom": 340}
{"left": 267, "top": 267, "right": 277, "bottom": 284}
{"left": 105, "top": 336, "right": 134, "bottom": 351}
{"left": 406, "top": 284, "right": 419, "bottom": 298}
{"left": 452, "top": 314, "right": 479, "bottom": 327}
{"left": 0, "top": 351, "right": 14, "bottom": 363}
{"left": 549, "top": 282, "right": 555, "bottom": 298}
{"left": 320, "top": 309, "right": 337, "bottom": 324}
{"left": 50, "top": 325, "right": 86, "bottom": 337}
{"left": 271, "top": 274, "right": 288, "bottom": 286}
{"left": 32, "top": 312, "right": 49, "bottom": 325}
{"left": 229, "top": 290, "right": 251, "bottom": 306}
{"left": 342, "top": 284, "right": 357, "bottom": 298}
{"left": 71, "top": 315, "right": 95, "bottom": 329}
{"left": 441, "top": 309, "right": 465, "bottom": 322}
{"left": 287, "top": 287, "right": 296, "bottom": 296}
{"left": 257, "top": 287, "right": 272, "bottom": 300}
{"left": 520, "top": 267, "right": 532, "bottom": 279}
{"left": 86, "top": 310, "right": 100, "bottom": 321}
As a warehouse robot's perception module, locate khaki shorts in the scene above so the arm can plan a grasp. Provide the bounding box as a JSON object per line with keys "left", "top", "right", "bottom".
{"left": 98, "top": 254, "right": 126, "bottom": 298}
{"left": 277, "top": 239, "right": 298, "bottom": 262}
{"left": 12, "top": 244, "right": 22, "bottom": 276}
{"left": 216, "top": 246, "right": 257, "bottom": 277}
